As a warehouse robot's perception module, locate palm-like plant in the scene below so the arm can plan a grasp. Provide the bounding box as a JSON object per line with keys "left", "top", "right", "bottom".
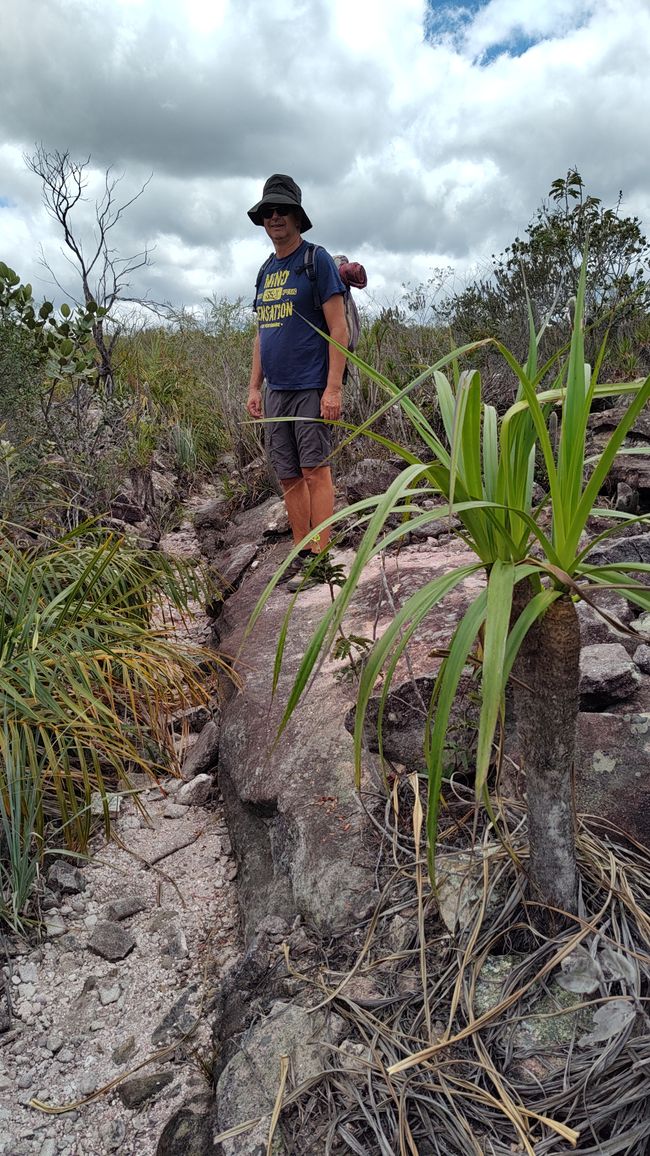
{"left": 0, "top": 524, "right": 229, "bottom": 928}
{"left": 253, "top": 262, "right": 650, "bottom": 920}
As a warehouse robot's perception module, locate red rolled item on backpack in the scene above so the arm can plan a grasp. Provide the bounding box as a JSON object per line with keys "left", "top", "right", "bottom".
{"left": 337, "top": 261, "right": 367, "bottom": 290}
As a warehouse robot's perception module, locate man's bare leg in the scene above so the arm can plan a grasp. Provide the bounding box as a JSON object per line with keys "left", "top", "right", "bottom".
{"left": 280, "top": 466, "right": 334, "bottom": 552}
{"left": 280, "top": 476, "right": 313, "bottom": 548}
{"left": 302, "top": 465, "right": 334, "bottom": 551}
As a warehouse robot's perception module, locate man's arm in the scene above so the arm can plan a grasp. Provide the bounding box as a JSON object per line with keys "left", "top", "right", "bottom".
{"left": 246, "top": 330, "right": 263, "bottom": 417}
{"left": 320, "top": 293, "right": 348, "bottom": 422}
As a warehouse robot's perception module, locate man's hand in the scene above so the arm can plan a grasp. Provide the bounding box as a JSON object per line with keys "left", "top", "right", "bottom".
{"left": 246, "top": 386, "right": 263, "bottom": 418}
{"left": 320, "top": 385, "right": 342, "bottom": 422}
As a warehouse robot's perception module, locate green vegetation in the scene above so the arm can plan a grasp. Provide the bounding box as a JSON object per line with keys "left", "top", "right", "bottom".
{"left": 256, "top": 256, "right": 650, "bottom": 924}
{"left": 2, "top": 166, "right": 650, "bottom": 932}
{"left": 0, "top": 523, "right": 229, "bottom": 929}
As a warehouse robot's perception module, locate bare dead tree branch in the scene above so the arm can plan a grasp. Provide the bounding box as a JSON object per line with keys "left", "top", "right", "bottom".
{"left": 24, "top": 145, "right": 154, "bottom": 392}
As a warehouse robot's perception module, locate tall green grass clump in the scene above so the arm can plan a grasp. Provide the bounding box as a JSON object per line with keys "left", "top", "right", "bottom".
{"left": 0, "top": 524, "right": 231, "bottom": 930}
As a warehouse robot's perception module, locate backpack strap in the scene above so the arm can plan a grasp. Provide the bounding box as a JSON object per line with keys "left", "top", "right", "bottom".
{"left": 296, "top": 243, "right": 322, "bottom": 311}
{"left": 253, "top": 253, "right": 274, "bottom": 309}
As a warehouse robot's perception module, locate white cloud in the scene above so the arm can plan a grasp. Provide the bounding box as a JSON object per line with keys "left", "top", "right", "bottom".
{"left": 0, "top": 0, "right": 648, "bottom": 315}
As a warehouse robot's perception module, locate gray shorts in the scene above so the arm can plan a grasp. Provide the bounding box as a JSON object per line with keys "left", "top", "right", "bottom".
{"left": 264, "top": 388, "right": 332, "bottom": 479}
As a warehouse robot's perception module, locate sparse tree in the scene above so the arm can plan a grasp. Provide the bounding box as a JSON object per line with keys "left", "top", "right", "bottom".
{"left": 444, "top": 171, "right": 650, "bottom": 366}
{"left": 25, "top": 146, "right": 153, "bottom": 392}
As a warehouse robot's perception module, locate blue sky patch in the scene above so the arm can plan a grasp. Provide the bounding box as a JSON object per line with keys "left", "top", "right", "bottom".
{"left": 0, "top": 196, "right": 11, "bottom": 208}
{"left": 424, "top": 0, "right": 542, "bottom": 61}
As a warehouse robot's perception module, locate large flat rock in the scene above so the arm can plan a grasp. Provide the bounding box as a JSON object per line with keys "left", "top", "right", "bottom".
{"left": 576, "top": 711, "right": 650, "bottom": 846}
{"left": 217, "top": 538, "right": 483, "bottom": 939}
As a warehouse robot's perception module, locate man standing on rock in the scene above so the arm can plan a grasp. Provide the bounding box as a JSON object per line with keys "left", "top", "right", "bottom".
{"left": 246, "top": 174, "right": 348, "bottom": 591}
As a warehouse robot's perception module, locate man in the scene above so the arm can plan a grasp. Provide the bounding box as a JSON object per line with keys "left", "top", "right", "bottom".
{"left": 246, "top": 174, "right": 348, "bottom": 591}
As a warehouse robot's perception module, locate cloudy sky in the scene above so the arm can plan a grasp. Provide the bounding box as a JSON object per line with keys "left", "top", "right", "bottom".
{"left": 0, "top": 0, "right": 648, "bottom": 319}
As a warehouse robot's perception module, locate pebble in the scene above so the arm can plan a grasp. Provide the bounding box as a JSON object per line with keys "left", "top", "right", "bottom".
{"left": 39, "top": 1142, "right": 57, "bottom": 1156}
{"left": 44, "top": 914, "right": 66, "bottom": 938}
{"left": 163, "top": 802, "right": 189, "bottom": 819}
{"left": 99, "top": 1119, "right": 127, "bottom": 1151}
{"left": 112, "top": 1035, "right": 136, "bottom": 1065}
{"left": 98, "top": 982, "right": 121, "bottom": 1006}
{"left": 102, "top": 895, "right": 148, "bottom": 922}
{"left": 163, "top": 928, "right": 188, "bottom": 960}
{"left": 117, "top": 1071, "right": 174, "bottom": 1108}
{"left": 87, "top": 921, "right": 135, "bottom": 961}
{"left": 45, "top": 1032, "right": 63, "bottom": 1054}
{"left": 176, "top": 774, "right": 212, "bottom": 806}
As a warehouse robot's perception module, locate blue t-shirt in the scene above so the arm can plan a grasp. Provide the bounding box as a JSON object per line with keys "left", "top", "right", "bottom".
{"left": 254, "top": 241, "right": 345, "bottom": 390}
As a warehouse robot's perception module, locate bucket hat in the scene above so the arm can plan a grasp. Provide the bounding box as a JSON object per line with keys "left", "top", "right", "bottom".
{"left": 248, "top": 174, "right": 312, "bottom": 232}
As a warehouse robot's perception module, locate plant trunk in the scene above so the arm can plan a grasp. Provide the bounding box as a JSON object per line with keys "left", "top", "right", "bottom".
{"left": 511, "top": 585, "right": 580, "bottom": 924}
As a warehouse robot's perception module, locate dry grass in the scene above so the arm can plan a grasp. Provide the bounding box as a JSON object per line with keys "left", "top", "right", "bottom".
{"left": 264, "top": 778, "right": 650, "bottom": 1154}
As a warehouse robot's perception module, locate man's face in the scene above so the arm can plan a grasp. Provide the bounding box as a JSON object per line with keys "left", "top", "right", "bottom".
{"left": 262, "top": 205, "right": 301, "bottom": 245}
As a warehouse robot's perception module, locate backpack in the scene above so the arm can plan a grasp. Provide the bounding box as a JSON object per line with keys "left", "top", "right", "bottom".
{"left": 254, "top": 244, "right": 366, "bottom": 353}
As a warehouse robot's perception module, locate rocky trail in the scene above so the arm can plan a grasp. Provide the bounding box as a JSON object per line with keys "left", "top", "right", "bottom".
{"left": 0, "top": 775, "right": 241, "bottom": 1156}
{"left": 0, "top": 502, "right": 243, "bottom": 1156}
{"left": 2, "top": 468, "right": 650, "bottom": 1155}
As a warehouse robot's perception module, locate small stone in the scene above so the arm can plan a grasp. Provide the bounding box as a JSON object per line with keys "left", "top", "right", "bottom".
{"left": 40, "top": 888, "right": 60, "bottom": 911}
{"left": 97, "top": 982, "right": 121, "bottom": 1006}
{"left": 39, "top": 1142, "right": 57, "bottom": 1156}
{"left": 151, "top": 989, "right": 198, "bottom": 1046}
{"left": 163, "top": 802, "right": 189, "bottom": 819}
{"left": 16, "top": 1071, "right": 33, "bottom": 1089}
{"left": 102, "top": 895, "right": 148, "bottom": 922}
{"left": 90, "top": 791, "right": 122, "bottom": 817}
{"left": 84, "top": 915, "right": 98, "bottom": 930}
{"left": 99, "top": 1119, "right": 127, "bottom": 1151}
{"left": 116, "top": 1071, "right": 174, "bottom": 1108}
{"left": 47, "top": 861, "right": 86, "bottom": 895}
{"left": 119, "top": 815, "right": 140, "bottom": 831}
{"left": 112, "top": 1035, "right": 136, "bottom": 1066}
{"left": 87, "top": 921, "right": 135, "bottom": 961}
{"left": 19, "top": 983, "right": 35, "bottom": 1000}
{"left": 146, "top": 909, "right": 179, "bottom": 933}
{"left": 176, "top": 774, "right": 212, "bottom": 807}
{"left": 45, "top": 1032, "right": 64, "bottom": 1054}
{"left": 44, "top": 914, "right": 66, "bottom": 938}
{"left": 633, "top": 643, "right": 650, "bottom": 674}
{"left": 18, "top": 963, "right": 37, "bottom": 983}
{"left": 0, "top": 1076, "right": 10, "bottom": 1092}
{"left": 163, "top": 928, "right": 188, "bottom": 960}
{"left": 57, "top": 1048, "right": 74, "bottom": 1064}
{"left": 70, "top": 896, "right": 86, "bottom": 913}
{"left": 180, "top": 719, "right": 219, "bottom": 780}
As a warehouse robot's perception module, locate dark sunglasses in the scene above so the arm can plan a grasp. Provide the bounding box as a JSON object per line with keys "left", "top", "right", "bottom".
{"left": 260, "top": 204, "right": 293, "bottom": 219}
